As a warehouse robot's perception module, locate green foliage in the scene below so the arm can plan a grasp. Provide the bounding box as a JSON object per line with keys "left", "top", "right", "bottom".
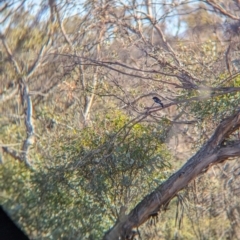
{"left": 191, "top": 91, "right": 240, "bottom": 122}
{"left": 1, "top": 1, "right": 240, "bottom": 239}
{"left": 1, "top": 111, "right": 172, "bottom": 239}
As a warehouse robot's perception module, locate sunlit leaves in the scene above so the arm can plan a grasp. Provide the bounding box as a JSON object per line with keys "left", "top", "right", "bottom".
{"left": 0, "top": 111, "right": 172, "bottom": 239}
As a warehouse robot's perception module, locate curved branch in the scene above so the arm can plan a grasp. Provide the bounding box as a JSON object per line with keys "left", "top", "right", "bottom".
{"left": 103, "top": 110, "right": 240, "bottom": 240}
{"left": 205, "top": 0, "right": 240, "bottom": 21}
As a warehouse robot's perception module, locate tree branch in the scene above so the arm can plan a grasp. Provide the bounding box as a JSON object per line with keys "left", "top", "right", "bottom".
{"left": 21, "top": 83, "right": 35, "bottom": 166}
{"left": 205, "top": 0, "right": 240, "bottom": 21}
{"left": 1, "top": 35, "right": 35, "bottom": 167}
{"left": 103, "top": 110, "right": 240, "bottom": 240}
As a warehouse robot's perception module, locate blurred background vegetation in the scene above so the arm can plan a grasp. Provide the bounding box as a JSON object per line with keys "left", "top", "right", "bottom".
{"left": 1, "top": 0, "right": 240, "bottom": 239}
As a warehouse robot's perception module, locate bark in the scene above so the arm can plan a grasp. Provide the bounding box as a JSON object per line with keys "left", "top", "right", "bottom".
{"left": 103, "top": 110, "right": 240, "bottom": 240}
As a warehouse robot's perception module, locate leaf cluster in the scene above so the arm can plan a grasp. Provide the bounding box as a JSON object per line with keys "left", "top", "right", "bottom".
{"left": 1, "top": 111, "right": 172, "bottom": 239}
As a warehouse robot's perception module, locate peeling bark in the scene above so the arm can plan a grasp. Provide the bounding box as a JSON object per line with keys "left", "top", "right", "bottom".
{"left": 103, "top": 110, "right": 240, "bottom": 240}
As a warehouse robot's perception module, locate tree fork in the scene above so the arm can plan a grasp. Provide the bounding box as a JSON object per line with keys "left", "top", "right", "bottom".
{"left": 103, "top": 110, "right": 240, "bottom": 240}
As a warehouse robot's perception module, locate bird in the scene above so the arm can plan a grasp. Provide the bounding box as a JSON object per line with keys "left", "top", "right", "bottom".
{"left": 152, "top": 96, "right": 164, "bottom": 108}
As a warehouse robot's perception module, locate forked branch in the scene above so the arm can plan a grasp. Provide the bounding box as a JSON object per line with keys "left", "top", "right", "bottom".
{"left": 103, "top": 110, "right": 240, "bottom": 240}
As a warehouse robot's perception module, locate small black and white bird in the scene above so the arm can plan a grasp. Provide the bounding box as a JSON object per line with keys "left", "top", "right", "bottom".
{"left": 152, "top": 96, "right": 164, "bottom": 108}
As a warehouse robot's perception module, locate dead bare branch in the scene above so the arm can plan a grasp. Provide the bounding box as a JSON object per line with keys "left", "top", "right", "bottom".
{"left": 103, "top": 110, "right": 240, "bottom": 240}
{"left": 205, "top": 0, "right": 240, "bottom": 21}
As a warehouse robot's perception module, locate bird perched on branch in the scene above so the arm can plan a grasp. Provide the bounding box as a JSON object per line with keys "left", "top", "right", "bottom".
{"left": 152, "top": 96, "right": 164, "bottom": 108}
